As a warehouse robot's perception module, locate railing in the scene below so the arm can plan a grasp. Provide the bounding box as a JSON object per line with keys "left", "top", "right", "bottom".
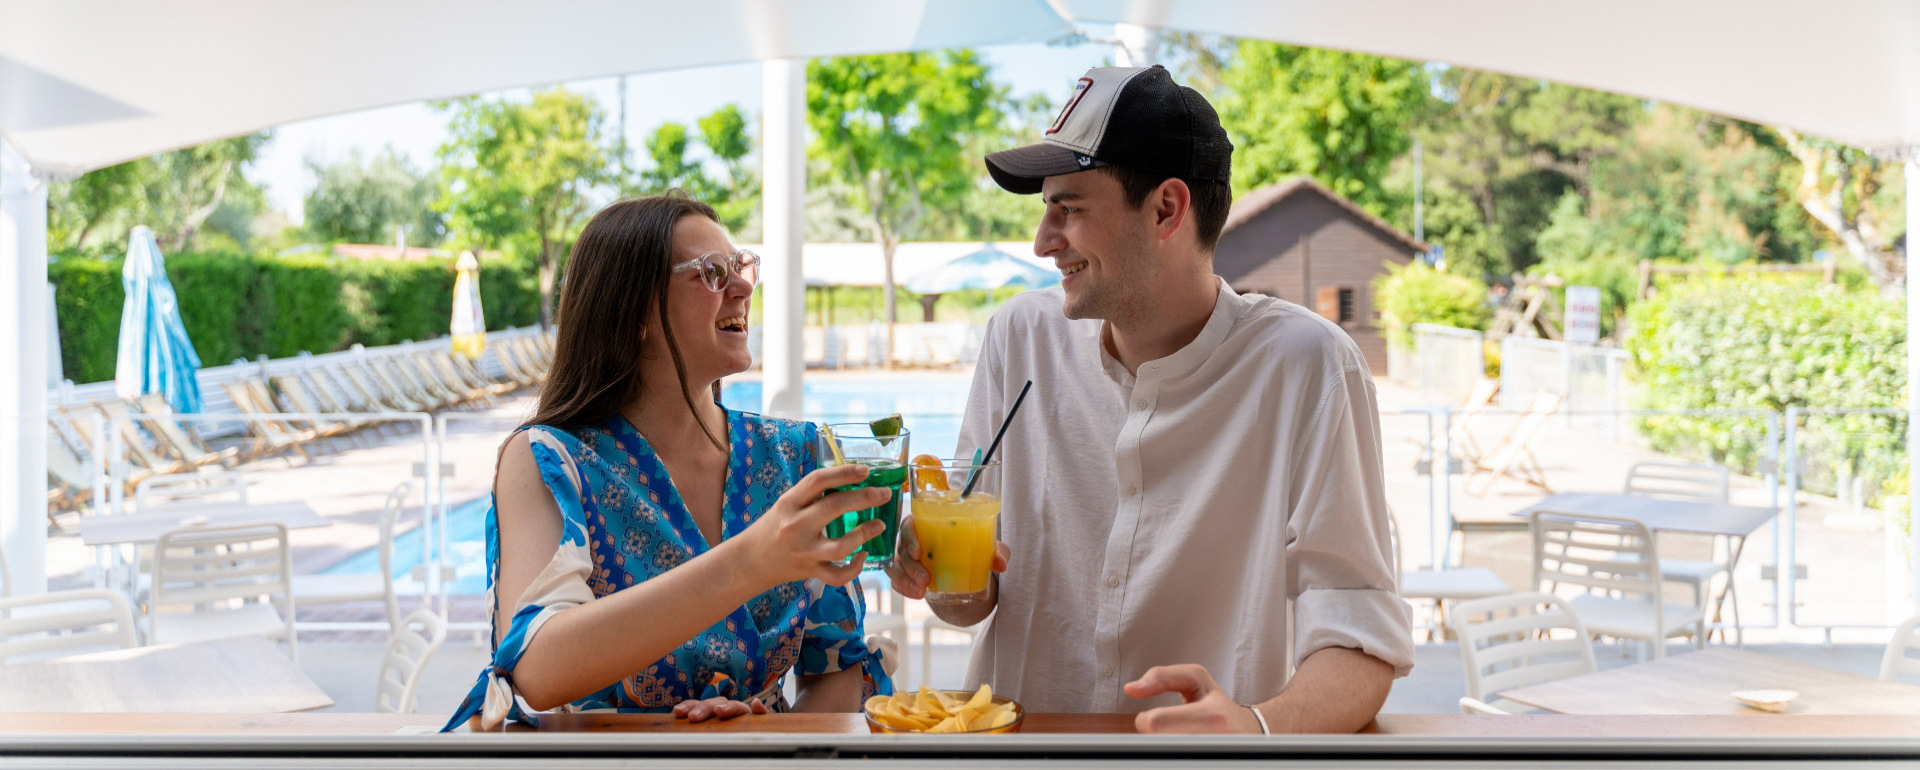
{"left": 1404, "top": 325, "right": 1485, "bottom": 406}
{"left": 49, "top": 326, "right": 547, "bottom": 439}
{"left": 1499, "top": 336, "right": 1630, "bottom": 417}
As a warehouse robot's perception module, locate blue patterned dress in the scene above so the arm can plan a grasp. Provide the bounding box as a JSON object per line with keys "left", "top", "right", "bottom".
{"left": 443, "top": 409, "right": 892, "bottom": 731}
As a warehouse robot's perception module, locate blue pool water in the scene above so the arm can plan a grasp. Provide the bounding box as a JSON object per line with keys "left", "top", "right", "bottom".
{"left": 325, "top": 376, "right": 974, "bottom": 594}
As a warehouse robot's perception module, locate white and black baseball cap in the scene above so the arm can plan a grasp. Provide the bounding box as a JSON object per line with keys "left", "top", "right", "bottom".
{"left": 984, "top": 64, "right": 1233, "bottom": 195}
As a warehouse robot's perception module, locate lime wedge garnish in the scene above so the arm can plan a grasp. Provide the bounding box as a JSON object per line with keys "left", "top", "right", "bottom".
{"left": 870, "top": 413, "right": 904, "bottom": 445}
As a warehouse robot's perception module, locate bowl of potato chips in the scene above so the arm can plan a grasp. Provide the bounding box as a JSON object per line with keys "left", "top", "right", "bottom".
{"left": 864, "top": 685, "right": 1023, "bottom": 734}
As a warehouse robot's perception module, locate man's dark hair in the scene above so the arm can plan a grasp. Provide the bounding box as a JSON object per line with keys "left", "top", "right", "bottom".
{"left": 1097, "top": 165, "right": 1233, "bottom": 251}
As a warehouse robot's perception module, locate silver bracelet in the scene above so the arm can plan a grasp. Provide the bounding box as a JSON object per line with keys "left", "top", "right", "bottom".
{"left": 1246, "top": 704, "right": 1271, "bottom": 735}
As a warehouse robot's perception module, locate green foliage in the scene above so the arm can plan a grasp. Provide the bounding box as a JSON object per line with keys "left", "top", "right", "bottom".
{"left": 808, "top": 50, "right": 1008, "bottom": 323}
{"left": 1627, "top": 278, "right": 1905, "bottom": 492}
{"left": 1371, "top": 261, "right": 1491, "bottom": 350}
{"left": 49, "top": 252, "right": 538, "bottom": 384}
{"left": 304, "top": 149, "right": 446, "bottom": 246}
{"left": 436, "top": 88, "right": 613, "bottom": 325}
{"left": 1219, "top": 42, "right": 1430, "bottom": 220}
{"left": 47, "top": 259, "right": 125, "bottom": 383}
{"left": 47, "top": 133, "right": 273, "bottom": 256}
{"left": 1531, "top": 192, "right": 1637, "bottom": 337}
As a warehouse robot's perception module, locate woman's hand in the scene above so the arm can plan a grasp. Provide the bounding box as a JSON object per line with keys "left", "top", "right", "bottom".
{"left": 672, "top": 696, "right": 770, "bottom": 723}
{"left": 727, "top": 463, "right": 890, "bottom": 590}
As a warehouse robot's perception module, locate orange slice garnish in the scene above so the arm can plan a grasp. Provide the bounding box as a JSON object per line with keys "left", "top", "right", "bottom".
{"left": 912, "top": 454, "right": 948, "bottom": 491}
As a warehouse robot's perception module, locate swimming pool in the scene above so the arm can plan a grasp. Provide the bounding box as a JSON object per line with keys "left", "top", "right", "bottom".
{"left": 324, "top": 375, "right": 975, "bottom": 595}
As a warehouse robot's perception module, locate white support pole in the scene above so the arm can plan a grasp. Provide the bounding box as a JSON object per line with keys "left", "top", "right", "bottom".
{"left": 1908, "top": 159, "right": 1919, "bottom": 618}
{"left": 761, "top": 59, "right": 806, "bottom": 418}
{"left": 1114, "top": 23, "right": 1159, "bottom": 68}
{"left": 1, "top": 140, "right": 50, "bottom": 597}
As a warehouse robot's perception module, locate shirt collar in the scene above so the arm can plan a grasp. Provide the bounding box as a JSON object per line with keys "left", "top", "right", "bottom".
{"left": 1098, "top": 276, "right": 1248, "bottom": 386}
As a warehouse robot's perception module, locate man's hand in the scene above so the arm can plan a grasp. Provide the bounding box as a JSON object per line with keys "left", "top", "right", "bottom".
{"left": 883, "top": 513, "right": 1009, "bottom": 600}
{"left": 1123, "top": 664, "right": 1262, "bottom": 734}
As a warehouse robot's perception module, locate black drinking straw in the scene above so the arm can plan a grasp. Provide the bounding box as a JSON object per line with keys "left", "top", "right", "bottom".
{"left": 961, "top": 379, "right": 1032, "bottom": 498}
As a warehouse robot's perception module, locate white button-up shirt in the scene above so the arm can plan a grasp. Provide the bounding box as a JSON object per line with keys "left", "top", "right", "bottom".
{"left": 954, "top": 279, "right": 1414, "bottom": 714}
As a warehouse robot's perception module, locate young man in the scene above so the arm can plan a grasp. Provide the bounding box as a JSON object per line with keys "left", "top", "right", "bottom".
{"left": 885, "top": 65, "right": 1413, "bottom": 734}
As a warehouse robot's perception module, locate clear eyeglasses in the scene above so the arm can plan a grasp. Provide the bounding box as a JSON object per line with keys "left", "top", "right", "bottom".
{"left": 670, "top": 249, "right": 761, "bottom": 292}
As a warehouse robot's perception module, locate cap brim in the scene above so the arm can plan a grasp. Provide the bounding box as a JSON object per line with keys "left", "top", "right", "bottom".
{"left": 984, "top": 143, "right": 1094, "bottom": 195}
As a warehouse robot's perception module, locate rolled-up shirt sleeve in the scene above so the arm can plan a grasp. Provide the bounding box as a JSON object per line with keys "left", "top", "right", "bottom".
{"left": 1286, "top": 367, "right": 1415, "bottom": 678}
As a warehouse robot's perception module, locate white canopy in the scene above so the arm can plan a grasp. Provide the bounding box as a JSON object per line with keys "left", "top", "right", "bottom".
{"left": 0, "top": 0, "right": 1072, "bottom": 175}
{"left": 1065, "top": 0, "right": 1920, "bottom": 155}
{"left": 5, "top": 1, "right": 1917, "bottom": 173}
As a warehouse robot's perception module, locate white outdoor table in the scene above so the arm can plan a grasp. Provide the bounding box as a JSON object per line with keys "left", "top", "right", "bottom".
{"left": 1499, "top": 648, "right": 1920, "bottom": 715}
{"left": 0, "top": 636, "right": 332, "bottom": 713}
{"left": 1509, "top": 492, "right": 1779, "bottom": 645}
{"left": 1510, "top": 492, "right": 1778, "bottom": 539}
{"left": 79, "top": 501, "right": 330, "bottom": 547}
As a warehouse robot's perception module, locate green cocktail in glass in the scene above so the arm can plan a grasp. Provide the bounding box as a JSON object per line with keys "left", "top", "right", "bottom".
{"left": 818, "top": 423, "right": 910, "bottom": 569}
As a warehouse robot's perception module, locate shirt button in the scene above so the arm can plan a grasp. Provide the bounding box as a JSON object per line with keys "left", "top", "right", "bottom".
{"left": 1106, "top": 575, "right": 1121, "bottom": 588}
{"left": 1100, "top": 666, "right": 1114, "bottom": 677}
{"left": 1124, "top": 485, "right": 1138, "bottom": 497}
{"left": 1134, "top": 399, "right": 1148, "bottom": 410}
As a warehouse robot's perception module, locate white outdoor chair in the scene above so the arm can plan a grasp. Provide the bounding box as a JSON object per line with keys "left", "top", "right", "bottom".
{"left": 134, "top": 470, "right": 249, "bottom": 511}
{"left": 1388, "top": 512, "right": 1509, "bottom": 642}
{"left": 856, "top": 572, "right": 910, "bottom": 688}
{"left": 1881, "top": 615, "right": 1920, "bottom": 684}
{"left": 375, "top": 609, "right": 449, "bottom": 713}
{"left": 293, "top": 482, "right": 410, "bottom": 634}
{"left": 0, "top": 543, "right": 141, "bottom": 665}
{"left": 1458, "top": 697, "right": 1511, "bottom": 715}
{"left": 1447, "top": 591, "right": 1598, "bottom": 714}
{"left": 148, "top": 522, "right": 297, "bottom": 662}
{"left": 0, "top": 589, "right": 138, "bottom": 665}
{"left": 1531, "top": 511, "right": 1704, "bottom": 659}
{"left": 1623, "top": 461, "right": 1740, "bottom": 643}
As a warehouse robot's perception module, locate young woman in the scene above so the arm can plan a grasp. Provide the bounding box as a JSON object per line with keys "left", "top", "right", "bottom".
{"left": 444, "top": 196, "right": 892, "bottom": 731}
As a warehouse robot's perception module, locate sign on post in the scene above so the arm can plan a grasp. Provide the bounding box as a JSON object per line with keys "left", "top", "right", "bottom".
{"left": 1565, "top": 285, "right": 1602, "bottom": 344}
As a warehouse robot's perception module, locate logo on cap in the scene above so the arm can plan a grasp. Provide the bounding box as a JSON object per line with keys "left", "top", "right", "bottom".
{"left": 1046, "top": 77, "right": 1094, "bottom": 136}
{"left": 1075, "top": 154, "right": 1092, "bottom": 167}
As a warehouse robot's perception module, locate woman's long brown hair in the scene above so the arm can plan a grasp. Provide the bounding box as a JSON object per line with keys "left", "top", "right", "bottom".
{"left": 522, "top": 195, "right": 726, "bottom": 450}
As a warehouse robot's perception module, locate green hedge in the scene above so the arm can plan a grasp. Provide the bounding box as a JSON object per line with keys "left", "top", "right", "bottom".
{"left": 1627, "top": 276, "right": 1906, "bottom": 505}
{"left": 50, "top": 252, "right": 540, "bottom": 383}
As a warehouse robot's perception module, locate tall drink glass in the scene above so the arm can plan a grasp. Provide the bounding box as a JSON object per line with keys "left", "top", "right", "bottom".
{"left": 912, "top": 460, "right": 1001, "bottom": 604}
{"left": 817, "top": 424, "right": 909, "bottom": 569}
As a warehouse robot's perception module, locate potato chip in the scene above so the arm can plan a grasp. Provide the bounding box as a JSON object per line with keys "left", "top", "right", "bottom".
{"left": 866, "top": 685, "right": 1019, "bottom": 734}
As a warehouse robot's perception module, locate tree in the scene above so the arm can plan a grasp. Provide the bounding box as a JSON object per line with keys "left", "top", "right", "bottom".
{"left": 149, "top": 133, "right": 273, "bottom": 252}
{"left": 627, "top": 105, "right": 760, "bottom": 238}
{"left": 436, "top": 88, "right": 612, "bottom": 327}
{"left": 1775, "top": 128, "right": 1905, "bottom": 292}
{"left": 807, "top": 50, "right": 1007, "bottom": 362}
{"left": 1415, "top": 70, "right": 1643, "bottom": 278}
{"left": 697, "top": 105, "right": 760, "bottom": 239}
{"left": 1217, "top": 42, "right": 1430, "bottom": 220}
{"left": 304, "top": 149, "right": 445, "bottom": 246}
{"left": 47, "top": 132, "right": 270, "bottom": 256}
{"left": 48, "top": 160, "right": 155, "bottom": 254}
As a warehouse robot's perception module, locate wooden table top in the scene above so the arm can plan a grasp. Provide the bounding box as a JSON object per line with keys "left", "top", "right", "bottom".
{"left": 81, "top": 501, "right": 329, "bottom": 546}
{"left": 1500, "top": 647, "right": 1920, "bottom": 715}
{"left": 0, "top": 636, "right": 333, "bottom": 713}
{"left": 1510, "top": 492, "right": 1778, "bottom": 538}
{"left": 2, "top": 712, "right": 1919, "bottom": 739}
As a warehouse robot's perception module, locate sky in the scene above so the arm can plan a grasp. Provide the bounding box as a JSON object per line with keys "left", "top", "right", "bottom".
{"left": 252, "top": 34, "right": 1122, "bottom": 226}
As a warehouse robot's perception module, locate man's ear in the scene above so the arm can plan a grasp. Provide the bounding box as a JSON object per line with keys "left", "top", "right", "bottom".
{"left": 1151, "top": 178, "right": 1192, "bottom": 244}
